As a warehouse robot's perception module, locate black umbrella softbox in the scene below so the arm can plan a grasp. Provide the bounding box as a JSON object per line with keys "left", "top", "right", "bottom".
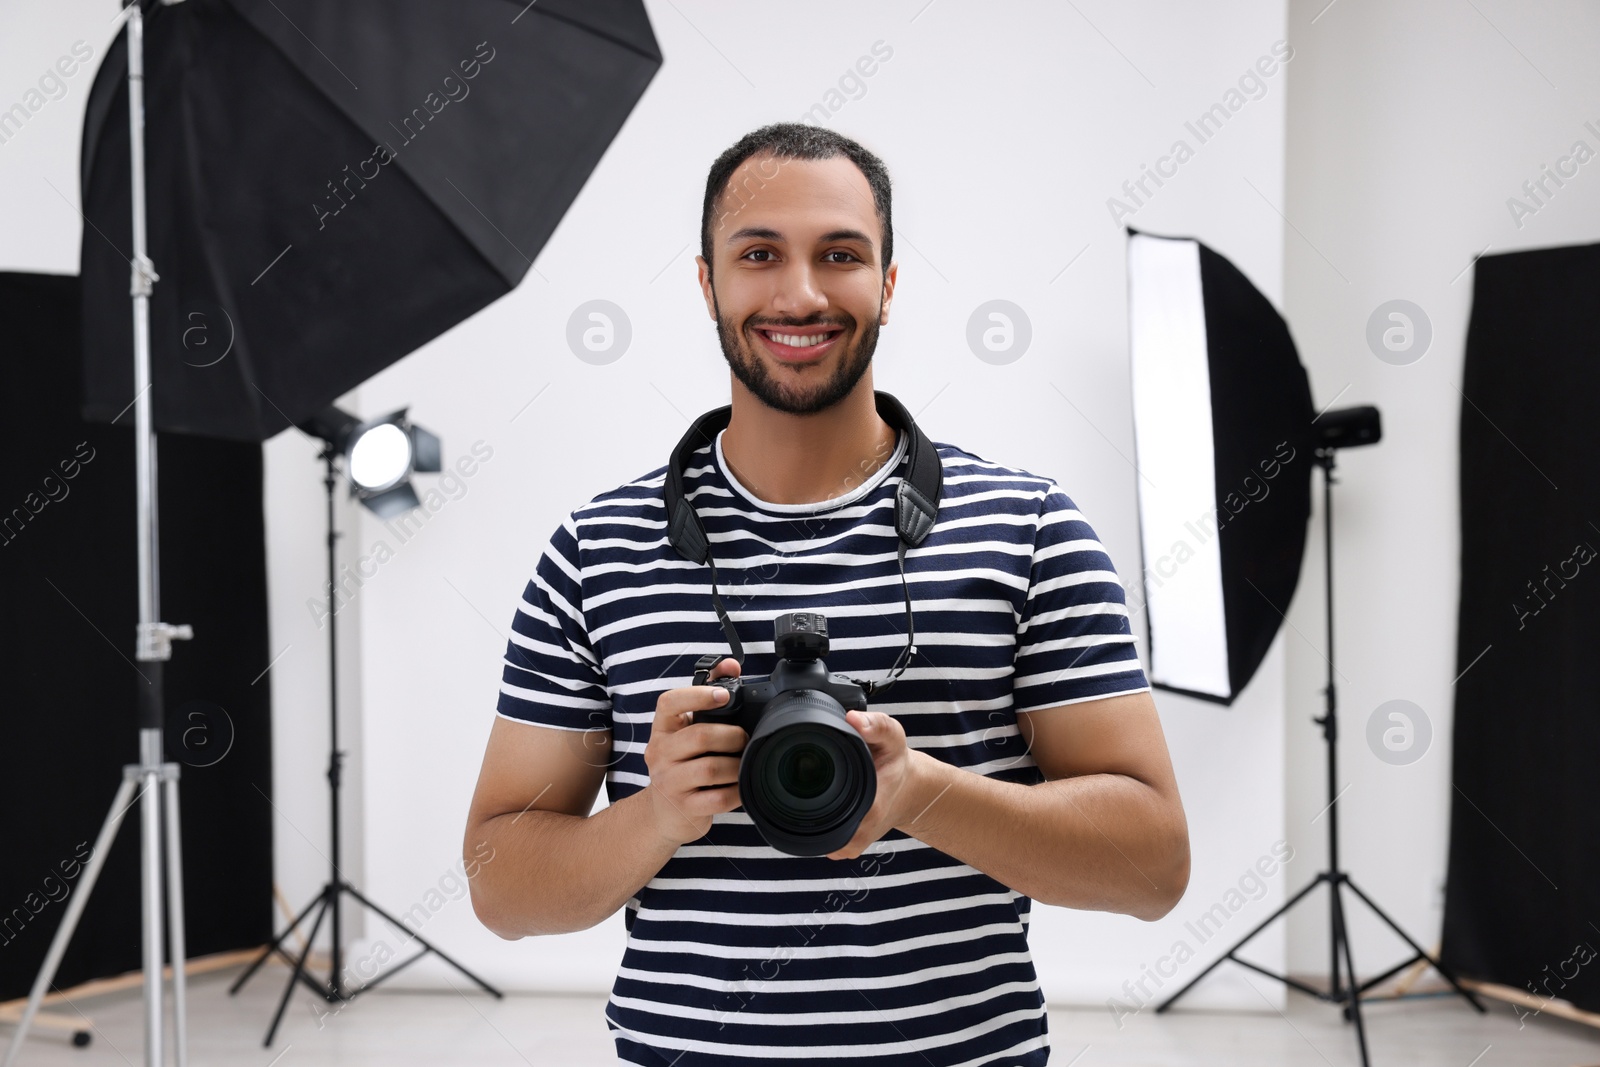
{"left": 79, "top": 0, "right": 661, "bottom": 441}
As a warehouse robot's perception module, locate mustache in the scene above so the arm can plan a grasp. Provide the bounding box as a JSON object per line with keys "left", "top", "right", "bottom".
{"left": 746, "top": 316, "right": 852, "bottom": 331}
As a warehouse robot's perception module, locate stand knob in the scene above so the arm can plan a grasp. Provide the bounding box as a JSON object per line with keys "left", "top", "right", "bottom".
{"left": 137, "top": 621, "right": 194, "bottom": 660}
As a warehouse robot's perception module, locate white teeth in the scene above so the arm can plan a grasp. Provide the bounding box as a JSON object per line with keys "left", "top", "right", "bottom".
{"left": 766, "top": 331, "right": 831, "bottom": 348}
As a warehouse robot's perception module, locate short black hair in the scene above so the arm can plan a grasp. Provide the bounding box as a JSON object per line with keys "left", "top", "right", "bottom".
{"left": 700, "top": 123, "right": 893, "bottom": 278}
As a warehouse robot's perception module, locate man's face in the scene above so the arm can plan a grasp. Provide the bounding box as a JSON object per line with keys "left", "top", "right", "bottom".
{"left": 697, "top": 153, "right": 897, "bottom": 416}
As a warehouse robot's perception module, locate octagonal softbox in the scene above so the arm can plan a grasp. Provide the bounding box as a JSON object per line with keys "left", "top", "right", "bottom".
{"left": 1126, "top": 229, "right": 1316, "bottom": 704}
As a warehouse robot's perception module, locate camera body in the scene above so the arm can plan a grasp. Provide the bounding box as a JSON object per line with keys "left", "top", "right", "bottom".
{"left": 692, "top": 612, "right": 877, "bottom": 857}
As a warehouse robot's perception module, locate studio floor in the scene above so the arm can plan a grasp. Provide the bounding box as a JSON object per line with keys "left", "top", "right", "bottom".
{"left": 4, "top": 963, "right": 1600, "bottom": 1067}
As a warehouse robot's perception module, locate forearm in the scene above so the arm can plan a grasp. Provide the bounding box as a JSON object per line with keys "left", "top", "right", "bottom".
{"left": 468, "top": 787, "right": 677, "bottom": 938}
{"left": 896, "top": 751, "right": 1188, "bottom": 920}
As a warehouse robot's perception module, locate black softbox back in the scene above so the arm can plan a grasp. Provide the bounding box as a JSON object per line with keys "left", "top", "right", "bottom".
{"left": 1198, "top": 244, "right": 1316, "bottom": 698}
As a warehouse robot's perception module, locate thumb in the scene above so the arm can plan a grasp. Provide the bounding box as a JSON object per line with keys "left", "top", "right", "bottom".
{"left": 848, "top": 709, "right": 888, "bottom": 741}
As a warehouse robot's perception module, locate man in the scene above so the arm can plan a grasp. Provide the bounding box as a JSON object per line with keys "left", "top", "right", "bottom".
{"left": 465, "top": 123, "right": 1189, "bottom": 1066}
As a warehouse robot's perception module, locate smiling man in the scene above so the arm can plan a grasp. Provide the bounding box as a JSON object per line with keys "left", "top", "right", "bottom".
{"left": 465, "top": 123, "right": 1190, "bottom": 1066}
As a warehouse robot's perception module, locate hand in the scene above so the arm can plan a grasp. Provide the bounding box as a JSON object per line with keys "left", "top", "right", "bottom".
{"left": 640, "top": 657, "right": 747, "bottom": 849}
{"left": 824, "top": 709, "right": 934, "bottom": 861}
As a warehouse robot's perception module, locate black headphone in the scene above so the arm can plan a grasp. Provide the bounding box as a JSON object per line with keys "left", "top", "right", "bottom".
{"left": 662, "top": 390, "right": 942, "bottom": 695}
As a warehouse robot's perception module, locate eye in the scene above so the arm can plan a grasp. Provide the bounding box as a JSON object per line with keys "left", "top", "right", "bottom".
{"left": 824, "top": 250, "right": 860, "bottom": 264}
{"left": 741, "top": 248, "right": 775, "bottom": 262}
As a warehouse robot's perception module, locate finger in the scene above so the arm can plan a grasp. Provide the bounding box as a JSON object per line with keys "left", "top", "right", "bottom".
{"left": 685, "top": 755, "right": 741, "bottom": 789}
{"left": 847, "top": 710, "right": 895, "bottom": 746}
{"left": 655, "top": 683, "right": 734, "bottom": 733}
{"left": 708, "top": 656, "right": 742, "bottom": 681}
{"left": 826, "top": 835, "right": 866, "bottom": 861}
{"left": 661, "top": 681, "right": 734, "bottom": 717}
{"left": 654, "top": 724, "right": 746, "bottom": 774}
{"left": 676, "top": 783, "right": 741, "bottom": 817}
{"left": 824, "top": 808, "right": 878, "bottom": 860}
{"left": 680, "top": 722, "right": 748, "bottom": 755}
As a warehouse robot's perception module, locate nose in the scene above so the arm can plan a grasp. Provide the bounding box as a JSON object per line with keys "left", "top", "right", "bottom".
{"left": 769, "top": 259, "right": 830, "bottom": 321}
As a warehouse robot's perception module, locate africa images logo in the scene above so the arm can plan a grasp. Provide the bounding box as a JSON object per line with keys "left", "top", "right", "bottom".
{"left": 1106, "top": 40, "right": 1293, "bottom": 225}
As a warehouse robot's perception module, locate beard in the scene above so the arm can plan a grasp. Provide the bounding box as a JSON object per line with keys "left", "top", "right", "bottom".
{"left": 712, "top": 288, "right": 881, "bottom": 416}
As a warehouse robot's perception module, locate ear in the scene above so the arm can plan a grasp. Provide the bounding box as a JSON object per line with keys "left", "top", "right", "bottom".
{"left": 879, "top": 260, "right": 898, "bottom": 326}
{"left": 696, "top": 254, "right": 716, "bottom": 322}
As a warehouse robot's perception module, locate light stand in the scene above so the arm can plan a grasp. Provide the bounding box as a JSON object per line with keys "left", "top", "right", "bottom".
{"left": 4, "top": 5, "right": 193, "bottom": 1065}
{"left": 227, "top": 440, "right": 501, "bottom": 1047}
{"left": 1155, "top": 414, "right": 1487, "bottom": 1066}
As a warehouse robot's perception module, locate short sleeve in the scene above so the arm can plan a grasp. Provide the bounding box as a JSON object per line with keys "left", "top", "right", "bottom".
{"left": 496, "top": 511, "right": 612, "bottom": 731}
{"left": 1011, "top": 483, "right": 1150, "bottom": 713}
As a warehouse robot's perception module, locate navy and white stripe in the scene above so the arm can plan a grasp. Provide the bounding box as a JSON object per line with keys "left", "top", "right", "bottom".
{"left": 497, "top": 428, "right": 1149, "bottom": 1066}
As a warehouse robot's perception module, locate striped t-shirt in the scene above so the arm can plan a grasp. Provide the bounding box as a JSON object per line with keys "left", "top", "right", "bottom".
{"left": 497, "top": 425, "right": 1149, "bottom": 1066}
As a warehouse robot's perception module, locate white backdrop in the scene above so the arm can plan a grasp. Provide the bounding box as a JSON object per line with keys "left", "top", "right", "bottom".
{"left": 336, "top": 0, "right": 1295, "bottom": 1014}
{"left": 3, "top": 0, "right": 1305, "bottom": 1017}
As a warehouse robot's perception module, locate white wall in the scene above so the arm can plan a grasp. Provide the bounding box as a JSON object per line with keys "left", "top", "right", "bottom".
{"left": 3, "top": 0, "right": 1337, "bottom": 1016}
{"left": 338, "top": 0, "right": 1294, "bottom": 1012}
{"left": 0, "top": 3, "right": 115, "bottom": 276}
{"left": 1279, "top": 0, "right": 1600, "bottom": 980}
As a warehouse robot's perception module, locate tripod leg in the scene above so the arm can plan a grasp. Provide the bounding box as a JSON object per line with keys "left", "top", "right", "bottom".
{"left": 141, "top": 763, "right": 165, "bottom": 1067}
{"left": 1331, "top": 882, "right": 1370, "bottom": 1067}
{"left": 340, "top": 884, "right": 502, "bottom": 998}
{"left": 1157, "top": 873, "right": 1328, "bottom": 1012}
{"left": 1341, "top": 878, "right": 1487, "bottom": 1013}
{"left": 264, "top": 890, "right": 331, "bottom": 1048}
{"left": 231, "top": 890, "right": 325, "bottom": 995}
{"left": 163, "top": 772, "right": 189, "bottom": 1067}
{"left": 1, "top": 776, "right": 140, "bottom": 1067}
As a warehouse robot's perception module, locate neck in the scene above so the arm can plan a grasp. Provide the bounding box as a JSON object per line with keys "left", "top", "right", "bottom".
{"left": 720, "top": 379, "right": 898, "bottom": 506}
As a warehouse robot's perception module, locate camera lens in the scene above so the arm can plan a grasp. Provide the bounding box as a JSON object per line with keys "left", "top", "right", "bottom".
{"left": 778, "top": 743, "right": 835, "bottom": 800}
{"left": 740, "top": 688, "right": 876, "bottom": 856}
{"left": 752, "top": 727, "right": 854, "bottom": 828}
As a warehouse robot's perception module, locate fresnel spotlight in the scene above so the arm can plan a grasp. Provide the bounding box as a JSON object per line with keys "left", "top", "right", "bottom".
{"left": 300, "top": 406, "right": 442, "bottom": 519}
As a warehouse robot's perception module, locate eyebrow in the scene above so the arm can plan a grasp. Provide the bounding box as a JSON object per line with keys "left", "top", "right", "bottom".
{"left": 724, "top": 226, "right": 877, "bottom": 248}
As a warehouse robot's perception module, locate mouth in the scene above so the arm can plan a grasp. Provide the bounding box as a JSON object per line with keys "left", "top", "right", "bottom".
{"left": 752, "top": 325, "right": 845, "bottom": 363}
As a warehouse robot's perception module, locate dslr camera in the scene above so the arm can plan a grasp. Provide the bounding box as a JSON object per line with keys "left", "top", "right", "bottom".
{"left": 691, "top": 612, "right": 877, "bottom": 857}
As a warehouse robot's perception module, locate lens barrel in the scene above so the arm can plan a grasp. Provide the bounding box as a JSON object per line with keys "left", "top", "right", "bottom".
{"left": 739, "top": 689, "right": 876, "bottom": 856}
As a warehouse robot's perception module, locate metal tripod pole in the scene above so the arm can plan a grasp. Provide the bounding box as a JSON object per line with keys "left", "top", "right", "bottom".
{"left": 3, "top": 4, "right": 193, "bottom": 1064}
{"left": 1154, "top": 448, "right": 1485, "bottom": 1066}
{"left": 229, "top": 446, "right": 502, "bottom": 1046}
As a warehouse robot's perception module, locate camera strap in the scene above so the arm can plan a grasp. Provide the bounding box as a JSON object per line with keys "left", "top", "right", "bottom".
{"left": 664, "top": 390, "right": 942, "bottom": 694}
